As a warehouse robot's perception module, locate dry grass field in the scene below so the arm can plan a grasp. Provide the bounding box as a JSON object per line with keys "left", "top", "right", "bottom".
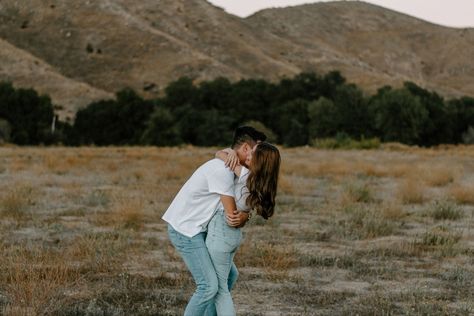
{"left": 0, "top": 145, "right": 473, "bottom": 315}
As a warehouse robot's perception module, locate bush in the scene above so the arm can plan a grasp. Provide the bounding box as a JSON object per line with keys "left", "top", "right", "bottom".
{"left": 311, "top": 133, "right": 380, "bottom": 149}
{"left": 430, "top": 200, "right": 463, "bottom": 221}
{"left": 271, "top": 99, "right": 309, "bottom": 146}
{"left": 73, "top": 89, "right": 154, "bottom": 145}
{"left": 0, "top": 82, "right": 55, "bottom": 145}
{"left": 3, "top": 71, "right": 474, "bottom": 147}
{"left": 333, "top": 206, "right": 396, "bottom": 239}
{"left": 0, "top": 118, "right": 11, "bottom": 143}
{"left": 369, "top": 88, "right": 429, "bottom": 145}
{"left": 462, "top": 126, "right": 474, "bottom": 144}
{"left": 140, "top": 107, "right": 181, "bottom": 146}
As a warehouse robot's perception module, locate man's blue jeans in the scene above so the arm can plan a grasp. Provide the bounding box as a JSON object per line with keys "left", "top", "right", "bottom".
{"left": 167, "top": 224, "right": 238, "bottom": 316}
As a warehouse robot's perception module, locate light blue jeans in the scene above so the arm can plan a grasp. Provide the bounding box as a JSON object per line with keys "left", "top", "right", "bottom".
{"left": 167, "top": 224, "right": 239, "bottom": 316}
{"left": 205, "top": 209, "right": 243, "bottom": 316}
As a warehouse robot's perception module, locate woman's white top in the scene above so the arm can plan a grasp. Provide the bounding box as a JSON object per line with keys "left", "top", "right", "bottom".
{"left": 234, "top": 166, "right": 251, "bottom": 212}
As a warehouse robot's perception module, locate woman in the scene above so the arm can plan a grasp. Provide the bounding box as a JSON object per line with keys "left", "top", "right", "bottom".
{"left": 206, "top": 141, "right": 281, "bottom": 316}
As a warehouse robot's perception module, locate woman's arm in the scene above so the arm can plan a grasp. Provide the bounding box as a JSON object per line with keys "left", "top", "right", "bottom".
{"left": 220, "top": 195, "right": 241, "bottom": 227}
{"left": 215, "top": 148, "right": 242, "bottom": 176}
{"left": 220, "top": 195, "right": 249, "bottom": 227}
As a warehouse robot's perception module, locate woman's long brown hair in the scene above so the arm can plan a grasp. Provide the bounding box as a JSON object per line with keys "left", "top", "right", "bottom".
{"left": 245, "top": 142, "right": 281, "bottom": 219}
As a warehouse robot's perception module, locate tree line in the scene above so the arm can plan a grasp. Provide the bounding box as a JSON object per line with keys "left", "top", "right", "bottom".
{"left": 1, "top": 71, "right": 474, "bottom": 147}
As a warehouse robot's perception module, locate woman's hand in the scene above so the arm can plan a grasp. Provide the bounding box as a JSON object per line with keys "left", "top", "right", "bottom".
{"left": 224, "top": 149, "right": 239, "bottom": 171}
{"left": 226, "top": 210, "right": 249, "bottom": 228}
{"left": 215, "top": 148, "right": 240, "bottom": 172}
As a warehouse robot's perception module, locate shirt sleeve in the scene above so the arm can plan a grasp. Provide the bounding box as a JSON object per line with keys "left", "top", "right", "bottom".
{"left": 207, "top": 164, "right": 235, "bottom": 197}
{"left": 238, "top": 167, "right": 250, "bottom": 184}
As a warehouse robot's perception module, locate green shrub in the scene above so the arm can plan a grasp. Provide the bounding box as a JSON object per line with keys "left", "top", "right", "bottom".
{"left": 430, "top": 200, "right": 463, "bottom": 221}
{"left": 311, "top": 133, "right": 380, "bottom": 149}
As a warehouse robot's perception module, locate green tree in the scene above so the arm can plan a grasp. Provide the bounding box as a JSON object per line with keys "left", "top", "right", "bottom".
{"left": 172, "top": 104, "right": 204, "bottom": 145}
{"left": 308, "top": 85, "right": 370, "bottom": 140}
{"left": 271, "top": 99, "right": 309, "bottom": 146}
{"left": 369, "top": 88, "right": 429, "bottom": 144}
{"left": 446, "top": 96, "right": 474, "bottom": 144}
{"left": 73, "top": 89, "right": 154, "bottom": 145}
{"left": 197, "top": 77, "right": 233, "bottom": 111}
{"left": 164, "top": 77, "right": 198, "bottom": 108}
{"left": 308, "top": 97, "right": 338, "bottom": 139}
{"left": 0, "top": 118, "right": 11, "bottom": 142}
{"left": 332, "top": 84, "right": 370, "bottom": 138}
{"left": 273, "top": 72, "right": 323, "bottom": 105}
{"left": 193, "top": 109, "right": 234, "bottom": 146}
{"left": 320, "top": 71, "right": 346, "bottom": 99}
{"left": 0, "top": 82, "right": 55, "bottom": 145}
{"left": 140, "top": 106, "right": 181, "bottom": 146}
{"left": 229, "top": 79, "right": 274, "bottom": 124}
{"left": 403, "top": 82, "right": 451, "bottom": 145}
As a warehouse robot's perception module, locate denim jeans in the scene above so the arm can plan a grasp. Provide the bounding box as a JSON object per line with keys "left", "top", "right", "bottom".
{"left": 205, "top": 209, "right": 243, "bottom": 316}
{"left": 167, "top": 224, "right": 239, "bottom": 316}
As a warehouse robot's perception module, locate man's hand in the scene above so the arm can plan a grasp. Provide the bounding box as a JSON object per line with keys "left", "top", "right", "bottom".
{"left": 226, "top": 210, "right": 249, "bottom": 228}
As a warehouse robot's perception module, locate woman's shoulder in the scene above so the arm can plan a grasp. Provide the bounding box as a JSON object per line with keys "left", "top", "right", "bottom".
{"left": 238, "top": 166, "right": 250, "bottom": 182}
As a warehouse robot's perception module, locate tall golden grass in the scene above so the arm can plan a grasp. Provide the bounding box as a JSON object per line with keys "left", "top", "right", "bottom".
{"left": 449, "top": 184, "right": 474, "bottom": 205}
{"left": 422, "top": 165, "right": 458, "bottom": 187}
{"left": 0, "top": 245, "right": 80, "bottom": 314}
{"left": 397, "top": 179, "right": 426, "bottom": 204}
{"left": 0, "top": 184, "right": 36, "bottom": 219}
{"left": 0, "top": 145, "right": 473, "bottom": 314}
{"left": 93, "top": 197, "right": 146, "bottom": 230}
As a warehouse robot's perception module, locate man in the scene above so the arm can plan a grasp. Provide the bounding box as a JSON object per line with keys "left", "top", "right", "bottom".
{"left": 162, "top": 126, "right": 266, "bottom": 316}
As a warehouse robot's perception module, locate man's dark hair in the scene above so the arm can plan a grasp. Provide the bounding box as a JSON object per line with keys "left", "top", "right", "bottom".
{"left": 231, "top": 126, "right": 267, "bottom": 149}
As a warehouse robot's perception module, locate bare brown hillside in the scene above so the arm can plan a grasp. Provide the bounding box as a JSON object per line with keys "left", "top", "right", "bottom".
{"left": 0, "top": 38, "right": 112, "bottom": 120}
{"left": 246, "top": 1, "right": 474, "bottom": 97}
{"left": 0, "top": 0, "right": 473, "bottom": 119}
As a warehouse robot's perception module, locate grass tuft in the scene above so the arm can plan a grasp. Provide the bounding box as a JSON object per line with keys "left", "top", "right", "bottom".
{"left": 397, "top": 179, "right": 425, "bottom": 204}
{"left": 449, "top": 184, "right": 474, "bottom": 205}
{"left": 341, "top": 181, "right": 374, "bottom": 204}
{"left": 429, "top": 200, "right": 463, "bottom": 221}
{"left": 0, "top": 184, "right": 35, "bottom": 219}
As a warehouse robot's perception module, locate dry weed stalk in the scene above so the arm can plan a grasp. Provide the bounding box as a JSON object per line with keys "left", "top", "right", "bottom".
{"left": 67, "top": 231, "right": 130, "bottom": 274}
{"left": 381, "top": 202, "right": 407, "bottom": 220}
{"left": 0, "top": 184, "right": 36, "bottom": 219}
{"left": 93, "top": 196, "right": 146, "bottom": 230}
{"left": 397, "top": 178, "right": 426, "bottom": 204}
{"left": 278, "top": 175, "right": 296, "bottom": 195}
{"left": 0, "top": 245, "right": 81, "bottom": 314}
{"left": 449, "top": 184, "right": 474, "bottom": 205}
{"left": 422, "top": 165, "right": 457, "bottom": 187}
{"left": 236, "top": 240, "right": 299, "bottom": 272}
{"left": 340, "top": 180, "right": 373, "bottom": 205}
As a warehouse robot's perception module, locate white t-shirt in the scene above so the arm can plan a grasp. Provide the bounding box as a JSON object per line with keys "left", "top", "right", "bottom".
{"left": 162, "top": 159, "right": 235, "bottom": 237}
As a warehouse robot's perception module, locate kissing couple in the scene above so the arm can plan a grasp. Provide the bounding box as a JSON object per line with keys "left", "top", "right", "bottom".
{"left": 162, "top": 126, "right": 281, "bottom": 315}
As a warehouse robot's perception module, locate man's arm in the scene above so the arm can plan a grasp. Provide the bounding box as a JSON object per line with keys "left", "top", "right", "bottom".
{"left": 220, "top": 195, "right": 249, "bottom": 227}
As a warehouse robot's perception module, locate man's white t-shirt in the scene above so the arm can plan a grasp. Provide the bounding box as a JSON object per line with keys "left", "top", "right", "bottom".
{"left": 162, "top": 159, "right": 235, "bottom": 237}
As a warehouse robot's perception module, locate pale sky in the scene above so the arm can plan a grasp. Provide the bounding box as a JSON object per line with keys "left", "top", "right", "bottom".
{"left": 207, "top": 0, "right": 474, "bottom": 28}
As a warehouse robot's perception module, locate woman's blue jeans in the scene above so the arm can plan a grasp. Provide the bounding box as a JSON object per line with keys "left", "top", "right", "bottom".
{"left": 167, "top": 224, "right": 239, "bottom": 316}
{"left": 205, "top": 209, "right": 243, "bottom": 316}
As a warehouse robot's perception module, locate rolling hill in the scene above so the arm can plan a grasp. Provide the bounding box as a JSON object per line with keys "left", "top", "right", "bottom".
{"left": 0, "top": 0, "right": 473, "bottom": 120}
